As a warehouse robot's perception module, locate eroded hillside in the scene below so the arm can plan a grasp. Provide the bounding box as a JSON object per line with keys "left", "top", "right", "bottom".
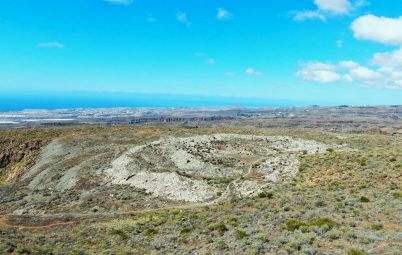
{"left": 0, "top": 125, "right": 401, "bottom": 254}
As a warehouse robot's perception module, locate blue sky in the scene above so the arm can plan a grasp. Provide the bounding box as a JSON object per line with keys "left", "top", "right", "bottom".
{"left": 1, "top": 0, "right": 402, "bottom": 106}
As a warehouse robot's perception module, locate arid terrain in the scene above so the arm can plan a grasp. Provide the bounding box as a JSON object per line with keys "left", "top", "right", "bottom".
{"left": 0, "top": 108, "right": 401, "bottom": 254}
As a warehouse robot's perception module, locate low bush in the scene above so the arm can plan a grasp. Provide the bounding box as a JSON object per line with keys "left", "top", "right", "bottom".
{"left": 258, "top": 192, "right": 274, "bottom": 199}
{"left": 227, "top": 217, "right": 238, "bottom": 226}
{"left": 180, "top": 228, "right": 193, "bottom": 235}
{"left": 308, "top": 217, "right": 339, "bottom": 228}
{"left": 285, "top": 219, "right": 307, "bottom": 231}
{"left": 109, "top": 229, "right": 129, "bottom": 240}
{"left": 359, "top": 196, "right": 370, "bottom": 203}
{"left": 324, "top": 229, "right": 342, "bottom": 239}
{"left": 393, "top": 192, "right": 402, "bottom": 199}
{"left": 371, "top": 224, "right": 383, "bottom": 230}
{"left": 144, "top": 228, "right": 159, "bottom": 237}
{"left": 234, "top": 229, "right": 249, "bottom": 240}
{"left": 347, "top": 248, "right": 367, "bottom": 255}
{"left": 208, "top": 223, "right": 228, "bottom": 236}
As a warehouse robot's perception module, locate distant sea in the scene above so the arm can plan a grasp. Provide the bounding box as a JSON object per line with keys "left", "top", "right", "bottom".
{"left": 0, "top": 92, "right": 332, "bottom": 111}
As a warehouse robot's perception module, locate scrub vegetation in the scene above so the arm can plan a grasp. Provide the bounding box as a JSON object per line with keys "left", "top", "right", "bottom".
{"left": 0, "top": 125, "right": 401, "bottom": 254}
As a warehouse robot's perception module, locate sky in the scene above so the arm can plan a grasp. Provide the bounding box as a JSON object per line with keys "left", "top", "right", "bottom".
{"left": 1, "top": 0, "right": 402, "bottom": 107}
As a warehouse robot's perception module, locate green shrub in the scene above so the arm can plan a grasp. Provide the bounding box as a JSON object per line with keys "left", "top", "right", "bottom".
{"left": 359, "top": 196, "right": 370, "bottom": 203}
{"left": 285, "top": 219, "right": 307, "bottom": 231}
{"left": 178, "top": 236, "right": 188, "bottom": 244}
{"left": 109, "top": 229, "right": 129, "bottom": 240}
{"left": 15, "top": 246, "right": 31, "bottom": 255}
{"left": 324, "top": 229, "right": 342, "bottom": 239}
{"left": 227, "top": 217, "right": 238, "bottom": 226}
{"left": 180, "top": 228, "right": 193, "bottom": 235}
{"left": 347, "top": 248, "right": 367, "bottom": 255}
{"left": 206, "top": 237, "right": 214, "bottom": 244}
{"left": 314, "top": 200, "right": 326, "bottom": 207}
{"left": 144, "top": 228, "right": 159, "bottom": 237}
{"left": 216, "top": 241, "right": 228, "bottom": 250}
{"left": 393, "top": 192, "right": 402, "bottom": 199}
{"left": 308, "top": 217, "right": 339, "bottom": 228}
{"left": 234, "top": 229, "right": 249, "bottom": 240}
{"left": 371, "top": 224, "right": 383, "bottom": 230}
{"left": 258, "top": 191, "right": 274, "bottom": 199}
{"left": 208, "top": 223, "right": 228, "bottom": 236}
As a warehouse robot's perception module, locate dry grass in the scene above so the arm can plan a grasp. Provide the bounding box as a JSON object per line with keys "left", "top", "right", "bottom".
{"left": 0, "top": 125, "right": 401, "bottom": 254}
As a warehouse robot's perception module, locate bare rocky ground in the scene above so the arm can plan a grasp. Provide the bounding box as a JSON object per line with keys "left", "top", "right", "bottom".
{"left": 105, "top": 134, "right": 335, "bottom": 203}
{"left": 3, "top": 130, "right": 339, "bottom": 215}
{"left": 0, "top": 125, "right": 401, "bottom": 254}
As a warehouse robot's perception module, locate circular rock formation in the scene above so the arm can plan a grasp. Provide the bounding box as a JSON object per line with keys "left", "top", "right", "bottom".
{"left": 105, "top": 134, "right": 330, "bottom": 203}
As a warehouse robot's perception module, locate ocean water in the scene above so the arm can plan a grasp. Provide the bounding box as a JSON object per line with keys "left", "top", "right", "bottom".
{"left": 0, "top": 92, "right": 321, "bottom": 111}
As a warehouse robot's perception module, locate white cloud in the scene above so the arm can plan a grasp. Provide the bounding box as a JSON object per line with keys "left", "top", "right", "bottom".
{"left": 292, "top": 10, "right": 326, "bottom": 22}
{"left": 246, "top": 68, "right": 263, "bottom": 76}
{"left": 206, "top": 58, "right": 215, "bottom": 65}
{"left": 177, "top": 11, "right": 191, "bottom": 27}
{"left": 104, "top": 0, "right": 133, "bottom": 5}
{"left": 216, "top": 8, "right": 233, "bottom": 20}
{"left": 297, "top": 53, "right": 402, "bottom": 89}
{"left": 372, "top": 48, "right": 402, "bottom": 68}
{"left": 354, "top": 0, "right": 370, "bottom": 8}
{"left": 297, "top": 62, "right": 342, "bottom": 83}
{"left": 291, "top": 0, "right": 368, "bottom": 22}
{"left": 314, "top": 0, "right": 352, "bottom": 14}
{"left": 371, "top": 48, "right": 402, "bottom": 88}
{"left": 225, "top": 72, "right": 234, "bottom": 77}
{"left": 351, "top": 15, "right": 402, "bottom": 45}
{"left": 338, "top": 60, "right": 359, "bottom": 69}
{"left": 349, "top": 66, "right": 382, "bottom": 81}
{"left": 297, "top": 13, "right": 402, "bottom": 89}
{"left": 36, "top": 42, "right": 64, "bottom": 49}
{"left": 336, "top": 40, "right": 343, "bottom": 48}
{"left": 195, "top": 52, "right": 216, "bottom": 65}
{"left": 246, "top": 68, "right": 255, "bottom": 75}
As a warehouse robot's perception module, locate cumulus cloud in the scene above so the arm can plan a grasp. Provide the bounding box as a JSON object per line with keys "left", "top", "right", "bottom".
{"left": 246, "top": 68, "right": 263, "bottom": 76}
{"left": 372, "top": 48, "right": 402, "bottom": 87}
{"left": 297, "top": 52, "right": 402, "bottom": 89}
{"left": 372, "top": 48, "right": 402, "bottom": 68}
{"left": 298, "top": 13, "right": 402, "bottom": 89}
{"left": 195, "top": 52, "right": 216, "bottom": 65}
{"left": 216, "top": 8, "right": 233, "bottom": 20}
{"left": 291, "top": 0, "right": 367, "bottom": 22}
{"left": 206, "top": 58, "right": 215, "bottom": 65}
{"left": 177, "top": 11, "right": 191, "bottom": 27}
{"left": 246, "top": 68, "right": 255, "bottom": 75}
{"left": 355, "top": 0, "right": 370, "bottom": 8}
{"left": 36, "top": 42, "right": 64, "bottom": 49}
{"left": 104, "top": 0, "right": 133, "bottom": 5}
{"left": 297, "top": 62, "right": 342, "bottom": 83}
{"left": 349, "top": 66, "right": 382, "bottom": 81}
{"left": 351, "top": 15, "right": 402, "bottom": 45}
{"left": 338, "top": 60, "right": 359, "bottom": 69}
{"left": 314, "top": 0, "right": 352, "bottom": 14}
{"left": 292, "top": 10, "right": 326, "bottom": 22}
